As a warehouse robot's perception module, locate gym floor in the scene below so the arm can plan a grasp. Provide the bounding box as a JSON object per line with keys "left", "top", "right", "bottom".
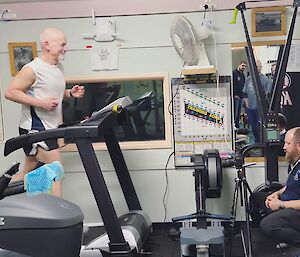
{"left": 83, "top": 222, "right": 300, "bottom": 257}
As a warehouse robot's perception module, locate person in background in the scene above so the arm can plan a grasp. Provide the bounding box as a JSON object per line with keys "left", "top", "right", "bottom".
{"left": 271, "top": 62, "right": 277, "bottom": 79}
{"left": 242, "top": 60, "right": 272, "bottom": 143}
{"left": 232, "top": 61, "right": 247, "bottom": 128}
{"left": 5, "top": 27, "right": 85, "bottom": 197}
{"left": 266, "top": 62, "right": 277, "bottom": 102}
{"left": 266, "top": 62, "right": 277, "bottom": 80}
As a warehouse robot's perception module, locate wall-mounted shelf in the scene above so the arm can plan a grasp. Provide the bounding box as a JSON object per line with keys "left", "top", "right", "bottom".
{"left": 182, "top": 65, "right": 217, "bottom": 76}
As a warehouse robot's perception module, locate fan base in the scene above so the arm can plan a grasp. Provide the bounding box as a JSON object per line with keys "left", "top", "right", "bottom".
{"left": 182, "top": 65, "right": 216, "bottom": 76}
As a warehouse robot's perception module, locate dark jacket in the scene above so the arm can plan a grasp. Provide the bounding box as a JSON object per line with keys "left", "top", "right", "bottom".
{"left": 233, "top": 68, "right": 246, "bottom": 98}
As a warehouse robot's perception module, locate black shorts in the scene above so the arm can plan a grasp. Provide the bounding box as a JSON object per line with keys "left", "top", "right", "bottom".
{"left": 19, "top": 127, "right": 59, "bottom": 156}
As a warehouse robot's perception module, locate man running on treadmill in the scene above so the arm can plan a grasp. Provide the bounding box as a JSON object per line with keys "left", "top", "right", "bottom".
{"left": 5, "top": 27, "right": 85, "bottom": 197}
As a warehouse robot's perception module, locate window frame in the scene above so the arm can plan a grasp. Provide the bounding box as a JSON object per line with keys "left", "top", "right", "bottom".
{"left": 60, "top": 73, "right": 172, "bottom": 151}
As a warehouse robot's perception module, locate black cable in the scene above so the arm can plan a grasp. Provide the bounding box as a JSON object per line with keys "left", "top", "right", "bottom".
{"left": 163, "top": 151, "right": 174, "bottom": 223}
{"left": 1, "top": 9, "right": 13, "bottom": 22}
{"left": 203, "top": 7, "right": 207, "bottom": 20}
{"left": 168, "top": 66, "right": 185, "bottom": 116}
{"left": 1, "top": 10, "right": 8, "bottom": 21}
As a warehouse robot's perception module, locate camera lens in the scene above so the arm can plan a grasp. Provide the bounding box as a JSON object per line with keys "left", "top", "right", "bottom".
{"left": 221, "top": 158, "right": 235, "bottom": 168}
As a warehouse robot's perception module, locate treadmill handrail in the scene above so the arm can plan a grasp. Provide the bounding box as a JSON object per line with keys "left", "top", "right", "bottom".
{"left": 4, "top": 107, "right": 119, "bottom": 157}
{"left": 4, "top": 125, "right": 104, "bottom": 157}
{"left": 4, "top": 96, "right": 133, "bottom": 157}
{"left": 4, "top": 127, "right": 67, "bottom": 156}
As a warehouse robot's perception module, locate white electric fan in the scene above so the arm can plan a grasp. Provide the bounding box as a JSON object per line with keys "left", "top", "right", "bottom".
{"left": 170, "top": 16, "right": 215, "bottom": 75}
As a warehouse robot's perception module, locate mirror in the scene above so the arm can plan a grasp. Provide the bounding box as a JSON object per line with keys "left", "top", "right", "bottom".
{"left": 231, "top": 40, "right": 285, "bottom": 156}
{"left": 61, "top": 73, "right": 172, "bottom": 151}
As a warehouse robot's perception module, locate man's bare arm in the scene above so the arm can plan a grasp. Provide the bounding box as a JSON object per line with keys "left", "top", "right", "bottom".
{"left": 5, "top": 66, "right": 58, "bottom": 111}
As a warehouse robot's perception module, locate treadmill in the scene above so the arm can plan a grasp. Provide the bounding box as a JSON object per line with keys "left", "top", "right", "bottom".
{"left": 3, "top": 96, "right": 152, "bottom": 257}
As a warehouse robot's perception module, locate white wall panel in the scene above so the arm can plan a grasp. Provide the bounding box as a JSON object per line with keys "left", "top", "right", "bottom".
{"left": 0, "top": 9, "right": 294, "bottom": 223}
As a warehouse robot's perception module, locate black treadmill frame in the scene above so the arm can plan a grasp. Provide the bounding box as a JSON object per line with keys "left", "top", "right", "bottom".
{"left": 4, "top": 110, "right": 143, "bottom": 256}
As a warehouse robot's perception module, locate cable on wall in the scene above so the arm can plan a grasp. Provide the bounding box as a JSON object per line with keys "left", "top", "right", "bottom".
{"left": 1, "top": 9, "right": 17, "bottom": 21}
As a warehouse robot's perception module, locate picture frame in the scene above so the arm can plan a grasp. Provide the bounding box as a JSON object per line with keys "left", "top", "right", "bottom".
{"left": 251, "top": 7, "right": 286, "bottom": 37}
{"left": 8, "top": 42, "right": 38, "bottom": 76}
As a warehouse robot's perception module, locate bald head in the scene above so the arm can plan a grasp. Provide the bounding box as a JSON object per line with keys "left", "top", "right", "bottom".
{"left": 40, "top": 27, "right": 66, "bottom": 47}
{"left": 287, "top": 127, "right": 300, "bottom": 142}
{"left": 39, "top": 27, "right": 67, "bottom": 63}
{"left": 284, "top": 127, "right": 300, "bottom": 164}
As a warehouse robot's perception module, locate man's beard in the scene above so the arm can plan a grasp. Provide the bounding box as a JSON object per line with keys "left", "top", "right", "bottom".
{"left": 285, "top": 150, "right": 297, "bottom": 164}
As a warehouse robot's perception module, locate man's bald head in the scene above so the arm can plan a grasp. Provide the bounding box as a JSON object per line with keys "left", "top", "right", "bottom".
{"left": 40, "top": 27, "right": 66, "bottom": 48}
{"left": 284, "top": 127, "right": 300, "bottom": 164}
{"left": 39, "top": 27, "right": 67, "bottom": 63}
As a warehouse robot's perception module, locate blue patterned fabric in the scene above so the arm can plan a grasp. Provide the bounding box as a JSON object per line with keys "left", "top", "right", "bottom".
{"left": 24, "top": 161, "right": 64, "bottom": 196}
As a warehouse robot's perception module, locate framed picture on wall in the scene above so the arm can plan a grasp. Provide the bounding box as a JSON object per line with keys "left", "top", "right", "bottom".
{"left": 8, "top": 42, "right": 38, "bottom": 76}
{"left": 252, "top": 7, "right": 286, "bottom": 37}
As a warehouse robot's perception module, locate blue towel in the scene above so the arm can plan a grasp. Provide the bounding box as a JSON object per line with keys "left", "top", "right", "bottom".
{"left": 24, "top": 161, "right": 64, "bottom": 196}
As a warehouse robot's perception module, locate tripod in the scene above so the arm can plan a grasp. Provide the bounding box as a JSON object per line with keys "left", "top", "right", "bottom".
{"left": 228, "top": 155, "right": 256, "bottom": 257}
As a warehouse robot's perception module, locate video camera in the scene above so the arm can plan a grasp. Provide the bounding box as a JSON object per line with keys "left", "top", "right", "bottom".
{"left": 221, "top": 153, "right": 243, "bottom": 169}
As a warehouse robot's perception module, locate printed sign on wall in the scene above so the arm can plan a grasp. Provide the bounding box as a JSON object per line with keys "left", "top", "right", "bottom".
{"left": 89, "top": 46, "right": 119, "bottom": 70}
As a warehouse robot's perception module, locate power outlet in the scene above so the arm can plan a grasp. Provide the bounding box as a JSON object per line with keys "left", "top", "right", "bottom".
{"left": 200, "top": 3, "right": 217, "bottom": 10}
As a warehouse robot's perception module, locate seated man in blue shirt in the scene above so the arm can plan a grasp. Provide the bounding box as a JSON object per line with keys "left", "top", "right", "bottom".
{"left": 258, "top": 127, "right": 300, "bottom": 248}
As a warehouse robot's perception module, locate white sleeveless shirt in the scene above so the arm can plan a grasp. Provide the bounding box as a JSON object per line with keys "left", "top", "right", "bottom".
{"left": 19, "top": 57, "right": 66, "bottom": 131}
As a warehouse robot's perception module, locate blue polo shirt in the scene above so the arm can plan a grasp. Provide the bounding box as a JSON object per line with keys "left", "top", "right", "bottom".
{"left": 281, "top": 160, "right": 300, "bottom": 201}
{"left": 242, "top": 74, "right": 272, "bottom": 110}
